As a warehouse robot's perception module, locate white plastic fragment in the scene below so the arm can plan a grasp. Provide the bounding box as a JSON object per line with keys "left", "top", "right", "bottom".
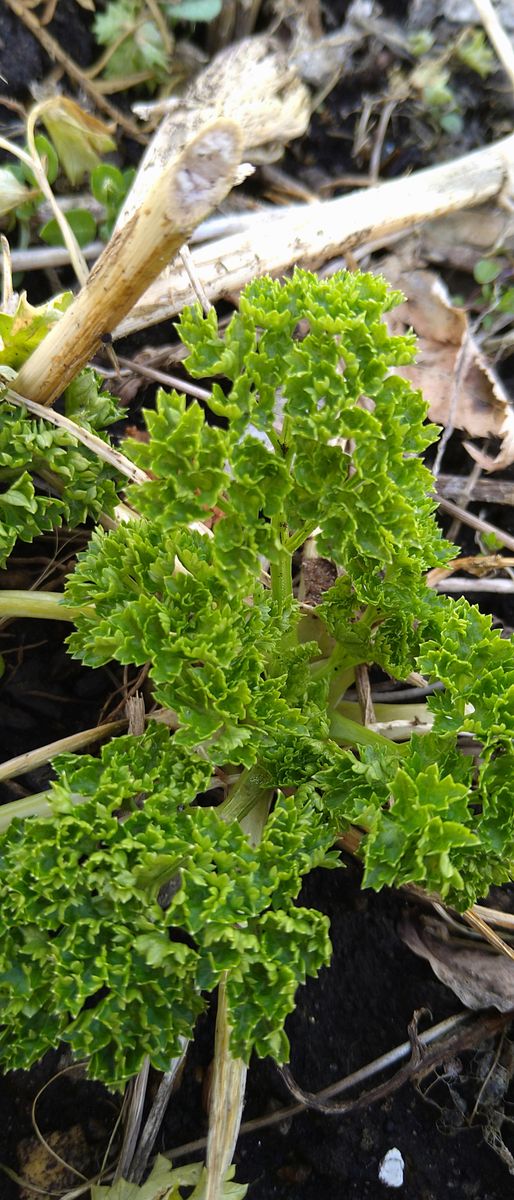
{"left": 378, "top": 1148, "right": 405, "bottom": 1188}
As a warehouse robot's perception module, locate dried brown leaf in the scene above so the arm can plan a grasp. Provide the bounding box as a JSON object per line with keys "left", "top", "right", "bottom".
{"left": 401, "top": 916, "right": 514, "bottom": 1011}
{"left": 383, "top": 252, "right": 514, "bottom": 470}
{"left": 418, "top": 204, "right": 514, "bottom": 272}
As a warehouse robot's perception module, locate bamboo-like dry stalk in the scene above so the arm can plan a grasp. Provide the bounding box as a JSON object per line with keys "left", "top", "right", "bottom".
{"left": 5, "top": 385, "right": 150, "bottom": 484}
{"left": 204, "top": 795, "right": 271, "bottom": 1200}
{"left": 14, "top": 119, "right": 243, "bottom": 406}
{"left": 116, "top": 132, "right": 514, "bottom": 337}
{"left": 0, "top": 720, "right": 126, "bottom": 785}
{"left": 204, "top": 977, "right": 248, "bottom": 1200}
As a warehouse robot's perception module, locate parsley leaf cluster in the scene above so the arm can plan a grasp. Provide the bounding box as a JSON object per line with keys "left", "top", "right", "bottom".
{"left": 2, "top": 269, "right": 514, "bottom": 1087}
{"left": 0, "top": 725, "right": 334, "bottom": 1084}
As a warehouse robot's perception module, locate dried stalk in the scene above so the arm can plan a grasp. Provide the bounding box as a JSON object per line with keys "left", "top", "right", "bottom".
{"left": 204, "top": 977, "right": 248, "bottom": 1200}
{"left": 4, "top": 214, "right": 268, "bottom": 274}
{"left": 116, "top": 36, "right": 310, "bottom": 227}
{"left": 0, "top": 720, "right": 126, "bottom": 784}
{"left": 14, "top": 120, "right": 243, "bottom": 406}
{"left": 5, "top": 386, "right": 150, "bottom": 484}
{"left": 437, "top": 475, "right": 514, "bottom": 505}
{"left": 204, "top": 796, "right": 271, "bottom": 1200}
{"left": 117, "top": 132, "right": 514, "bottom": 337}
{"left": 129, "top": 1042, "right": 188, "bottom": 1184}
{"left": 436, "top": 493, "right": 514, "bottom": 554}
{"left": 114, "top": 1056, "right": 150, "bottom": 1183}
{"left": 436, "top": 577, "right": 514, "bottom": 593}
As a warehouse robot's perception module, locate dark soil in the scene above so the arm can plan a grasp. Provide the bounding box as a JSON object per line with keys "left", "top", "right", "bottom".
{"left": 2, "top": 1, "right": 514, "bottom": 1197}
{"left": 169, "top": 865, "right": 514, "bottom": 1200}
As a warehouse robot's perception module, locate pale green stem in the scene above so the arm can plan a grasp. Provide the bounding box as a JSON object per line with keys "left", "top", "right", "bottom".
{"left": 285, "top": 520, "right": 319, "bottom": 554}
{"left": 339, "top": 700, "right": 430, "bottom": 725}
{"left": 329, "top": 661, "right": 356, "bottom": 708}
{"left": 336, "top": 700, "right": 432, "bottom": 742}
{"left": 270, "top": 525, "right": 293, "bottom": 613}
{"left": 329, "top": 709, "right": 404, "bottom": 753}
{"left": 0, "top": 790, "right": 85, "bottom": 832}
{"left": 0, "top": 589, "right": 88, "bottom": 621}
{"left": 0, "top": 719, "right": 126, "bottom": 784}
{"left": 0, "top": 760, "right": 271, "bottom": 845}
{"left": 218, "top": 763, "right": 272, "bottom": 825}
{"left": 311, "top": 646, "right": 355, "bottom": 682}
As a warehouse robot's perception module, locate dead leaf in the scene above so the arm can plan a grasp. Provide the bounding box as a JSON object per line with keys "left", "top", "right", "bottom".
{"left": 382, "top": 251, "right": 514, "bottom": 470}
{"left": 401, "top": 915, "right": 514, "bottom": 1011}
{"left": 418, "top": 204, "right": 514, "bottom": 272}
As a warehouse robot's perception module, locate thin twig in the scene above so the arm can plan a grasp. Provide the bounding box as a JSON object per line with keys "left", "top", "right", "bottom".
{"left": 129, "top": 1043, "right": 188, "bottom": 1184}
{"left": 4, "top": 385, "right": 151, "bottom": 486}
{"left": 277, "top": 1009, "right": 513, "bottom": 1115}
{"left": 436, "top": 493, "right": 514, "bottom": 554}
{"left": 32, "top": 1069, "right": 90, "bottom": 1183}
{"left": 354, "top": 663, "right": 375, "bottom": 726}
{"left": 179, "top": 245, "right": 212, "bottom": 315}
{"left": 435, "top": 576, "right": 514, "bottom": 593}
{"left": 464, "top": 908, "right": 514, "bottom": 963}
{"left": 3, "top": 0, "right": 146, "bottom": 142}
{"left": 144, "top": 0, "right": 173, "bottom": 59}
{"left": 0, "top": 131, "right": 87, "bottom": 287}
{"left": 2, "top": 241, "right": 104, "bottom": 273}
{"left": 110, "top": 355, "right": 213, "bottom": 403}
{"left": 0, "top": 719, "right": 126, "bottom": 783}
{"left": 369, "top": 98, "right": 397, "bottom": 183}
{"left": 445, "top": 460, "right": 483, "bottom": 545}
{"left": 26, "top": 101, "right": 89, "bottom": 286}
{"left": 166, "top": 1012, "right": 501, "bottom": 1159}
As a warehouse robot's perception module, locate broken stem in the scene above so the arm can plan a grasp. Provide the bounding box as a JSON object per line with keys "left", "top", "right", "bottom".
{"left": 14, "top": 119, "right": 243, "bottom": 406}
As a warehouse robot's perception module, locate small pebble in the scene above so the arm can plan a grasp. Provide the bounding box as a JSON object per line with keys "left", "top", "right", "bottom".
{"left": 378, "top": 1147, "right": 404, "bottom": 1188}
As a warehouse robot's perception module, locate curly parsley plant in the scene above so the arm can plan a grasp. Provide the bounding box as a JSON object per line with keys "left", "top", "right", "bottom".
{"left": 1, "top": 268, "right": 514, "bottom": 1089}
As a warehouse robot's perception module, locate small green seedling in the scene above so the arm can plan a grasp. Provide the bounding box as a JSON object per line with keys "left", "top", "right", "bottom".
{"left": 93, "top": 0, "right": 223, "bottom": 88}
